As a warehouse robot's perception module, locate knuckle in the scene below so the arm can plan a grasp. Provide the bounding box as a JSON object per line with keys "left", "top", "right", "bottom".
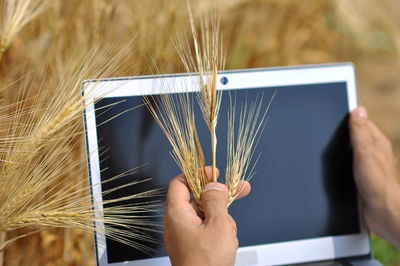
{"left": 201, "top": 197, "right": 214, "bottom": 212}
{"left": 234, "top": 237, "right": 239, "bottom": 249}
{"left": 165, "top": 200, "right": 181, "bottom": 217}
{"left": 350, "top": 115, "right": 366, "bottom": 128}
{"left": 163, "top": 213, "right": 172, "bottom": 230}
{"left": 228, "top": 215, "right": 237, "bottom": 230}
{"left": 209, "top": 215, "right": 226, "bottom": 226}
{"left": 202, "top": 195, "right": 226, "bottom": 210}
{"left": 202, "top": 189, "right": 226, "bottom": 200}
{"left": 164, "top": 209, "right": 174, "bottom": 222}
{"left": 201, "top": 194, "right": 214, "bottom": 205}
{"left": 166, "top": 199, "right": 178, "bottom": 210}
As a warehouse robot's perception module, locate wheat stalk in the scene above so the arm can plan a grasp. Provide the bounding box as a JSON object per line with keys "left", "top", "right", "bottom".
{"left": 0, "top": 0, "right": 48, "bottom": 61}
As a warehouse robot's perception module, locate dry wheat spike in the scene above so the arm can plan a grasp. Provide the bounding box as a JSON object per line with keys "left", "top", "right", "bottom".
{"left": 0, "top": 0, "right": 48, "bottom": 61}
{"left": 175, "top": 8, "right": 225, "bottom": 182}
{"left": 225, "top": 93, "right": 275, "bottom": 204}
{"left": 0, "top": 41, "right": 163, "bottom": 253}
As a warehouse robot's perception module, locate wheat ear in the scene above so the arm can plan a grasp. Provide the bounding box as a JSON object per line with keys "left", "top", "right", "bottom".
{"left": 225, "top": 92, "right": 276, "bottom": 205}
{"left": 175, "top": 6, "right": 225, "bottom": 182}
{"left": 144, "top": 83, "right": 207, "bottom": 204}
{"left": 0, "top": 0, "right": 48, "bottom": 61}
{"left": 0, "top": 169, "right": 163, "bottom": 253}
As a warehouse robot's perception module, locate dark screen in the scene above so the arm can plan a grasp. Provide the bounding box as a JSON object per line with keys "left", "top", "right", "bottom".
{"left": 94, "top": 82, "right": 360, "bottom": 263}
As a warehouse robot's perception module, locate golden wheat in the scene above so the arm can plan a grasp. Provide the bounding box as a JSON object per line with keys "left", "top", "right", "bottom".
{"left": 0, "top": 35, "right": 163, "bottom": 256}
{"left": 225, "top": 92, "right": 276, "bottom": 204}
{"left": 176, "top": 8, "right": 225, "bottom": 182}
{"left": 0, "top": 0, "right": 48, "bottom": 61}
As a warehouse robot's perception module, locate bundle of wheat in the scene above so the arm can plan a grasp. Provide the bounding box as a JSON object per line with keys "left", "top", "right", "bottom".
{"left": 145, "top": 8, "right": 273, "bottom": 207}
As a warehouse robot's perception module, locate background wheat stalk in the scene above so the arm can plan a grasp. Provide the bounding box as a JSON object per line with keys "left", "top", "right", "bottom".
{"left": 0, "top": 0, "right": 48, "bottom": 61}
{"left": 0, "top": 172, "right": 162, "bottom": 253}
{"left": 0, "top": 83, "right": 163, "bottom": 255}
{"left": 0, "top": 34, "right": 163, "bottom": 260}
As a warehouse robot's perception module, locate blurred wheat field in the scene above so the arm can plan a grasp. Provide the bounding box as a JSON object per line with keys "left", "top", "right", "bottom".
{"left": 0, "top": 0, "right": 399, "bottom": 265}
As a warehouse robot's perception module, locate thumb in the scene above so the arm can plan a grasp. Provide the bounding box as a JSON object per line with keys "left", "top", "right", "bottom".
{"left": 201, "top": 182, "right": 229, "bottom": 221}
{"left": 349, "top": 107, "right": 369, "bottom": 146}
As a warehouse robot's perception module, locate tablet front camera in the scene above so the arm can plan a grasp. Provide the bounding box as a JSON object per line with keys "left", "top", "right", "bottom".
{"left": 220, "top": 76, "right": 228, "bottom": 85}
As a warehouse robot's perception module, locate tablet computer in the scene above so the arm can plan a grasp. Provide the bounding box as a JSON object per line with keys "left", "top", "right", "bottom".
{"left": 83, "top": 63, "right": 372, "bottom": 266}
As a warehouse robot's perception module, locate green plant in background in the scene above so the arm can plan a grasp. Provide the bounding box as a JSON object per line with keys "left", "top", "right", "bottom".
{"left": 373, "top": 235, "right": 400, "bottom": 266}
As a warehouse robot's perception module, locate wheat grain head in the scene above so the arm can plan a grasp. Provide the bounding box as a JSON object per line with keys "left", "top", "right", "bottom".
{"left": 0, "top": 0, "right": 48, "bottom": 61}
{"left": 225, "top": 92, "right": 276, "bottom": 205}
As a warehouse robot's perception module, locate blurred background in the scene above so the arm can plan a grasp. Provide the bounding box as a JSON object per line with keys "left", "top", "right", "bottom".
{"left": 0, "top": 0, "right": 399, "bottom": 265}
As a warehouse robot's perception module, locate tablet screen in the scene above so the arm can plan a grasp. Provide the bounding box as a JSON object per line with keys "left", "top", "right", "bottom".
{"left": 94, "top": 81, "right": 359, "bottom": 263}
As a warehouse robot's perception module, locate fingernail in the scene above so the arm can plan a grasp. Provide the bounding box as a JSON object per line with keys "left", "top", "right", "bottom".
{"left": 203, "top": 182, "right": 227, "bottom": 192}
{"left": 354, "top": 107, "right": 368, "bottom": 118}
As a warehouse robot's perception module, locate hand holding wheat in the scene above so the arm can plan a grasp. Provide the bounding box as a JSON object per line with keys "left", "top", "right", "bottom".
{"left": 164, "top": 167, "right": 250, "bottom": 266}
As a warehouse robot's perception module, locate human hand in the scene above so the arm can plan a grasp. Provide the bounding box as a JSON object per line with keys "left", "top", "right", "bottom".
{"left": 164, "top": 167, "right": 251, "bottom": 266}
{"left": 349, "top": 107, "right": 400, "bottom": 248}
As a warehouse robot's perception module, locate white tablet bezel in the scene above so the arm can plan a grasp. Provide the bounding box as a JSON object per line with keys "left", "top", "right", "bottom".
{"left": 83, "top": 63, "right": 371, "bottom": 266}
